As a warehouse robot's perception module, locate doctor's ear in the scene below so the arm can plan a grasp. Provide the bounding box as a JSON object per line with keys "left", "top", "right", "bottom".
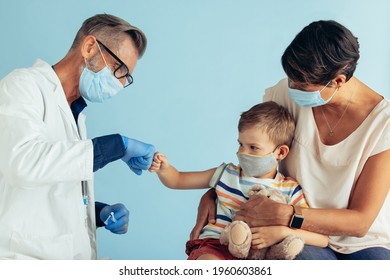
{"left": 275, "top": 145, "right": 289, "bottom": 161}
{"left": 80, "top": 35, "right": 99, "bottom": 59}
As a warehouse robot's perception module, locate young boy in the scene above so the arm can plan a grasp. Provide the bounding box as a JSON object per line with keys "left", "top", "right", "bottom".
{"left": 149, "top": 101, "right": 328, "bottom": 260}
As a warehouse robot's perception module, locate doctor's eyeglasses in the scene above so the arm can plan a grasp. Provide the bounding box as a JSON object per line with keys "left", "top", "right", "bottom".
{"left": 96, "top": 39, "right": 133, "bottom": 87}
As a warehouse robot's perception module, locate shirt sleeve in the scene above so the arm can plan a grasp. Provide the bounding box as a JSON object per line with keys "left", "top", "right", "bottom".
{"left": 288, "top": 184, "right": 309, "bottom": 208}
{"left": 95, "top": 201, "right": 109, "bottom": 227}
{"left": 92, "top": 134, "right": 126, "bottom": 172}
{"left": 208, "top": 163, "right": 228, "bottom": 188}
{"left": 370, "top": 116, "right": 390, "bottom": 156}
{"left": 263, "top": 78, "right": 288, "bottom": 102}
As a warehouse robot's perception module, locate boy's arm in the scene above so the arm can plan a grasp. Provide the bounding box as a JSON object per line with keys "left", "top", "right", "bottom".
{"left": 150, "top": 152, "right": 216, "bottom": 190}
{"left": 289, "top": 228, "right": 328, "bottom": 247}
{"left": 158, "top": 168, "right": 217, "bottom": 190}
{"left": 251, "top": 226, "right": 329, "bottom": 249}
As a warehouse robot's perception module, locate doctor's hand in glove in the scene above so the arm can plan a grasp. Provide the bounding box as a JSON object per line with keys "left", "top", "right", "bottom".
{"left": 121, "top": 136, "right": 156, "bottom": 175}
{"left": 100, "top": 203, "right": 129, "bottom": 234}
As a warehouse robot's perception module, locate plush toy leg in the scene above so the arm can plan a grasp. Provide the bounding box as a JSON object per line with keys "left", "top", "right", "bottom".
{"left": 227, "top": 221, "right": 252, "bottom": 259}
{"left": 247, "top": 247, "right": 267, "bottom": 260}
{"left": 265, "top": 235, "right": 304, "bottom": 260}
{"left": 220, "top": 224, "right": 231, "bottom": 245}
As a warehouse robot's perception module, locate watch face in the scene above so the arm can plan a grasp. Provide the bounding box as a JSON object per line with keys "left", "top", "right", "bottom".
{"left": 290, "top": 215, "right": 304, "bottom": 229}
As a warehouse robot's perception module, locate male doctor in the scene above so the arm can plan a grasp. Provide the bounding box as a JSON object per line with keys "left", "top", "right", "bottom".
{"left": 0, "top": 14, "right": 155, "bottom": 259}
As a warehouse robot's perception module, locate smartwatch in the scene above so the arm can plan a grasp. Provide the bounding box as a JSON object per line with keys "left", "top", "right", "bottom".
{"left": 289, "top": 205, "right": 304, "bottom": 229}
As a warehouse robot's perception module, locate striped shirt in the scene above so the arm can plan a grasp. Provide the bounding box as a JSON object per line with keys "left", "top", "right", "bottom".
{"left": 199, "top": 163, "right": 308, "bottom": 239}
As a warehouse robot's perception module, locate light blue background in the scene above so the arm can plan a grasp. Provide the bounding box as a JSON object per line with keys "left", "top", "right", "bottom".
{"left": 1, "top": 0, "right": 389, "bottom": 259}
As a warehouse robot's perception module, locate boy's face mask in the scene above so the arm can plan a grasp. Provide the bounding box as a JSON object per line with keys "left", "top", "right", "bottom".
{"left": 237, "top": 147, "right": 278, "bottom": 177}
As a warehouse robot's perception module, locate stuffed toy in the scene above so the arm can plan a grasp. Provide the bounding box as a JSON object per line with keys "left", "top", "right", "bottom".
{"left": 220, "top": 185, "right": 304, "bottom": 260}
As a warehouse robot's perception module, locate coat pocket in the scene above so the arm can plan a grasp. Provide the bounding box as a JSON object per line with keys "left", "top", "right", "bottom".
{"left": 10, "top": 231, "right": 74, "bottom": 259}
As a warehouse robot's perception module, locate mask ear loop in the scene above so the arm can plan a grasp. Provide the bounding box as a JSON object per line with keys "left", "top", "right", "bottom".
{"left": 319, "top": 81, "right": 332, "bottom": 92}
{"left": 272, "top": 145, "right": 280, "bottom": 154}
{"left": 322, "top": 81, "right": 339, "bottom": 103}
{"left": 83, "top": 58, "right": 89, "bottom": 70}
{"left": 272, "top": 145, "right": 284, "bottom": 164}
{"left": 96, "top": 41, "right": 110, "bottom": 68}
{"left": 82, "top": 40, "right": 109, "bottom": 70}
{"left": 327, "top": 87, "right": 339, "bottom": 102}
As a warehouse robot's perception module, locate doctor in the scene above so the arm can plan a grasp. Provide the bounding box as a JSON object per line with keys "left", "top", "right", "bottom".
{"left": 0, "top": 14, "right": 155, "bottom": 259}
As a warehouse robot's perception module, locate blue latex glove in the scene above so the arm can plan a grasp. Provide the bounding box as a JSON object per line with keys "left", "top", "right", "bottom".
{"left": 121, "top": 136, "right": 156, "bottom": 175}
{"left": 100, "top": 203, "right": 129, "bottom": 234}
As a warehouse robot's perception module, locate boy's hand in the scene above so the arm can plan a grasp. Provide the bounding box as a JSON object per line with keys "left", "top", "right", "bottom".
{"left": 149, "top": 152, "right": 169, "bottom": 173}
{"left": 250, "top": 226, "right": 287, "bottom": 249}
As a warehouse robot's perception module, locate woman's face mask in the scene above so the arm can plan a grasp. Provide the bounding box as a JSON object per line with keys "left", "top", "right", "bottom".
{"left": 237, "top": 148, "right": 278, "bottom": 177}
{"left": 79, "top": 43, "right": 123, "bottom": 103}
{"left": 288, "top": 80, "right": 338, "bottom": 107}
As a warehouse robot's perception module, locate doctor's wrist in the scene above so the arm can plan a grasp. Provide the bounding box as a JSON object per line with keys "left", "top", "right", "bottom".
{"left": 95, "top": 201, "right": 109, "bottom": 227}
{"left": 92, "top": 134, "right": 126, "bottom": 172}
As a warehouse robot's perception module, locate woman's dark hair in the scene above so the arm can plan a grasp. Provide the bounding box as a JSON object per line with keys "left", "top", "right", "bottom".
{"left": 281, "top": 20, "right": 360, "bottom": 85}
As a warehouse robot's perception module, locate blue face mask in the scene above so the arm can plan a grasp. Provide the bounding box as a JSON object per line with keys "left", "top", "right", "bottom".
{"left": 237, "top": 149, "right": 278, "bottom": 177}
{"left": 288, "top": 81, "right": 338, "bottom": 107}
{"left": 79, "top": 44, "right": 123, "bottom": 103}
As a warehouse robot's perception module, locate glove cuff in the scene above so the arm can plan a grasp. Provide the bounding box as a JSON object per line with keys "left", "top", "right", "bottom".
{"left": 121, "top": 136, "right": 129, "bottom": 150}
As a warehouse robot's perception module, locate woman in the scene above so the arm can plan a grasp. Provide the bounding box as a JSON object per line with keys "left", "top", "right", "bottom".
{"left": 192, "top": 20, "right": 390, "bottom": 259}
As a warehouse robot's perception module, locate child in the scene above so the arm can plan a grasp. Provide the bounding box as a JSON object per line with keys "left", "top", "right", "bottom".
{"left": 149, "top": 101, "right": 328, "bottom": 260}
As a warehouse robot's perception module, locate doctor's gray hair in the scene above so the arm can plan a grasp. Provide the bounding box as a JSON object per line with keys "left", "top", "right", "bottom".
{"left": 70, "top": 13, "right": 147, "bottom": 58}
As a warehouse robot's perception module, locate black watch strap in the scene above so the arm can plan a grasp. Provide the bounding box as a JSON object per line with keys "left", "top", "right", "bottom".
{"left": 289, "top": 205, "right": 304, "bottom": 229}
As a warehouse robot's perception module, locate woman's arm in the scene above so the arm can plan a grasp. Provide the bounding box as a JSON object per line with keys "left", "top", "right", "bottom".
{"left": 251, "top": 226, "right": 328, "bottom": 249}
{"left": 149, "top": 152, "right": 216, "bottom": 190}
{"left": 235, "top": 150, "right": 390, "bottom": 236}
{"left": 189, "top": 188, "right": 217, "bottom": 240}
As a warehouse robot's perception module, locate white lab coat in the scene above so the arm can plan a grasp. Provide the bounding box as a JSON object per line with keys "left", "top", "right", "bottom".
{"left": 0, "top": 59, "right": 96, "bottom": 259}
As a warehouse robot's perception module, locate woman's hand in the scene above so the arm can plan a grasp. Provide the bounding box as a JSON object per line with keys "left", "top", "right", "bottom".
{"left": 189, "top": 188, "right": 217, "bottom": 240}
{"left": 234, "top": 195, "right": 292, "bottom": 227}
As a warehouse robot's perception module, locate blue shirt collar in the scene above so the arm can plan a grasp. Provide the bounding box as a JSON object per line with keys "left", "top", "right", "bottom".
{"left": 51, "top": 64, "right": 88, "bottom": 122}
{"left": 51, "top": 65, "right": 87, "bottom": 123}
{"left": 70, "top": 96, "right": 87, "bottom": 123}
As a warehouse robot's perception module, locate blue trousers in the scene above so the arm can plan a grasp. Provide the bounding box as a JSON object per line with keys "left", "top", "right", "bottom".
{"left": 295, "top": 245, "right": 390, "bottom": 260}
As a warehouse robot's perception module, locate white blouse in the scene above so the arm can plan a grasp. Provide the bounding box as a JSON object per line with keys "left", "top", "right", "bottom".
{"left": 264, "top": 78, "right": 390, "bottom": 254}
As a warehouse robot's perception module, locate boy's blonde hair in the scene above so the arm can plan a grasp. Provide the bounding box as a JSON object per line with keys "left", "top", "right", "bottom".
{"left": 238, "top": 101, "right": 295, "bottom": 147}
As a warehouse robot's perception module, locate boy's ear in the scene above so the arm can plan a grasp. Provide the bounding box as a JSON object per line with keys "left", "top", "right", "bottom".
{"left": 275, "top": 145, "right": 289, "bottom": 160}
